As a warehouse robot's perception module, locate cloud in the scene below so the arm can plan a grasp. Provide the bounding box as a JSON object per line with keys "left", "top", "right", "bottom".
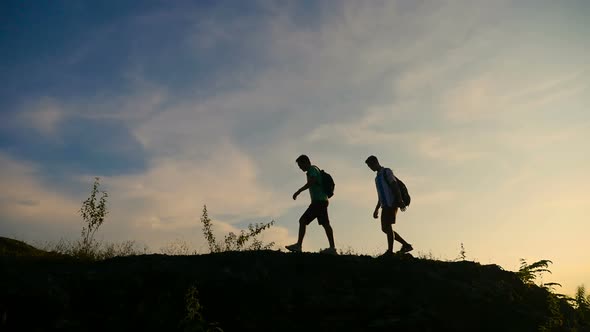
{"left": 306, "top": 108, "right": 487, "bottom": 165}
{"left": 443, "top": 69, "right": 589, "bottom": 123}
{"left": 101, "top": 140, "right": 295, "bottom": 230}
{"left": 18, "top": 98, "right": 64, "bottom": 138}
{"left": 0, "top": 116, "right": 149, "bottom": 177}
{"left": 0, "top": 153, "right": 79, "bottom": 226}
{"left": 415, "top": 135, "right": 486, "bottom": 164}
{"left": 0, "top": 98, "right": 64, "bottom": 142}
{"left": 1, "top": 90, "right": 154, "bottom": 178}
{"left": 2, "top": 0, "right": 515, "bottom": 183}
{"left": 0, "top": 148, "right": 296, "bottom": 250}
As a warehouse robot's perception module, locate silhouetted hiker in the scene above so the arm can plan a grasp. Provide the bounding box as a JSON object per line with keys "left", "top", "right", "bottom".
{"left": 286, "top": 155, "right": 337, "bottom": 254}
{"left": 365, "top": 155, "right": 413, "bottom": 256}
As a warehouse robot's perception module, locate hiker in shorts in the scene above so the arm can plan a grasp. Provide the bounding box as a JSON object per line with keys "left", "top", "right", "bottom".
{"left": 286, "top": 155, "right": 337, "bottom": 254}
{"left": 365, "top": 155, "right": 413, "bottom": 256}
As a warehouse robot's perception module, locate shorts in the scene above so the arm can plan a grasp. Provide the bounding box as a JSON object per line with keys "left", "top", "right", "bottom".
{"left": 381, "top": 206, "right": 398, "bottom": 227}
{"left": 300, "top": 200, "right": 330, "bottom": 226}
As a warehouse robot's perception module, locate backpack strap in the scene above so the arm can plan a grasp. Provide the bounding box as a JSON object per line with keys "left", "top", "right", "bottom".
{"left": 309, "top": 166, "right": 321, "bottom": 182}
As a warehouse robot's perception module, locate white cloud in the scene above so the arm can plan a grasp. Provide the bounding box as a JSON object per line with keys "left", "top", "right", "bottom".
{"left": 0, "top": 149, "right": 295, "bottom": 250}
{"left": 443, "top": 69, "right": 589, "bottom": 123}
{"left": 415, "top": 135, "right": 486, "bottom": 163}
{"left": 24, "top": 99, "right": 64, "bottom": 137}
{"left": 0, "top": 98, "right": 65, "bottom": 139}
{"left": 101, "top": 140, "right": 294, "bottom": 230}
{"left": 0, "top": 153, "right": 79, "bottom": 225}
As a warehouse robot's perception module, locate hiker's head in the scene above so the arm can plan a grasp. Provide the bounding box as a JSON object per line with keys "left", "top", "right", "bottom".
{"left": 296, "top": 154, "right": 311, "bottom": 171}
{"left": 365, "top": 155, "right": 380, "bottom": 171}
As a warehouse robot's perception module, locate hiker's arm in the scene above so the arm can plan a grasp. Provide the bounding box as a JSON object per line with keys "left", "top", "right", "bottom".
{"left": 293, "top": 174, "right": 318, "bottom": 200}
{"left": 373, "top": 201, "right": 381, "bottom": 219}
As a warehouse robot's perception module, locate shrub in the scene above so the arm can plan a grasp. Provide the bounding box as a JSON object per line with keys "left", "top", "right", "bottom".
{"left": 200, "top": 205, "right": 275, "bottom": 253}
{"left": 160, "top": 239, "right": 194, "bottom": 255}
{"left": 517, "top": 259, "right": 561, "bottom": 290}
{"left": 79, "top": 177, "right": 108, "bottom": 256}
{"left": 180, "top": 285, "right": 223, "bottom": 332}
{"left": 44, "top": 238, "right": 148, "bottom": 260}
{"left": 573, "top": 285, "right": 590, "bottom": 323}
{"left": 458, "top": 242, "right": 467, "bottom": 261}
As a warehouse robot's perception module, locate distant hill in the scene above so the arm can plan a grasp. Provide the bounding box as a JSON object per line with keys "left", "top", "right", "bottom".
{"left": 1, "top": 238, "right": 588, "bottom": 332}
{"left": 0, "top": 236, "right": 51, "bottom": 257}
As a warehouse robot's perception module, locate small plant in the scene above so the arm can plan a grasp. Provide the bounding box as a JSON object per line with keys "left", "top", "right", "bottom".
{"left": 79, "top": 177, "right": 108, "bottom": 255}
{"left": 200, "top": 205, "right": 275, "bottom": 253}
{"left": 180, "top": 285, "right": 223, "bottom": 332}
{"left": 517, "top": 259, "right": 567, "bottom": 331}
{"left": 574, "top": 285, "right": 590, "bottom": 309}
{"left": 338, "top": 246, "right": 359, "bottom": 255}
{"left": 160, "top": 239, "right": 194, "bottom": 255}
{"left": 416, "top": 250, "right": 438, "bottom": 260}
{"left": 573, "top": 284, "right": 590, "bottom": 324}
{"left": 458, "top": 243, "right": 466, "bottom": 261}
{"left": 201, "top": 206, "right": 220, "bottom": 253}
{"left": 44, "top": 238, "right": 147, "bottom": 260}
{"left": 517, "top": 259, "right": 561, "bottom": 290}
{"left": 99, "top": 240, "right": 148, "bottom": 259}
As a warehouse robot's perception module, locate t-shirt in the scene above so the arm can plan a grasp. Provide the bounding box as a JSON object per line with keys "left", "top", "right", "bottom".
{"left": 307, "top": 166, "right": 328, "bottom": 202}
{"left": 375, "top": 167, "right": 397, "bottom": 207}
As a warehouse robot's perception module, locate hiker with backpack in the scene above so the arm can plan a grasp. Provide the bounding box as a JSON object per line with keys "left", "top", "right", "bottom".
{"left": 286, "top": 155, "right": 337, "bottom": 254}
{"left": 365, "top": 155, "right": 413, "bottom": 256}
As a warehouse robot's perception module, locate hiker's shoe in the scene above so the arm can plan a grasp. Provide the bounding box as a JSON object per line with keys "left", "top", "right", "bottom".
{"left": 285, "top": 243, "right": 302, "bottom": 253}
{"left": 399, "top": 244, "right": 414, "bottom": 254}
{"left": 319, "top": 247, "right": 338, "bottom": 255}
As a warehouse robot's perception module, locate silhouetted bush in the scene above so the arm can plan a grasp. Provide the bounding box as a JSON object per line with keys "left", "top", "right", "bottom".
{"left": 160, "top": 239, "right": 194, "bottom": 255}
{"left": 79, "top": 177, "right": 108, "bottom": 256}
{"left": 200, "top": 205, "right": 275, "bottom": 253}
{"left": 180, "top": 285, "right": 223, "bottom": 332}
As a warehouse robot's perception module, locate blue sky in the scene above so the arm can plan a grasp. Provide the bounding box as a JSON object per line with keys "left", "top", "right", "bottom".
{"left": 1, "top": 1, "right": 589, "bottom": 295}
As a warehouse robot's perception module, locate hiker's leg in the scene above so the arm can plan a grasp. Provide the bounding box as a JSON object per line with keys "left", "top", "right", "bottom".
{"left": 389, "top": 207, "right": 410, "bottom": 247}
{"left": 297, "top": 204, "right": 316, "bottom": 245}
{"left": 381, "top": 207, "right": 396, "bottom": 252}
{"left": 317, "top": 201, "right": 335, "bottom": 248}
{"left": 393, "top": 231, "right": 410, "bottom": 247}
{"left": 322, "top": 224, "right": 335, "bottom": 248}
{"left": 381, "top": 223, "right": 394, "bottom": 252}
{"left": 297, "top": 218, "right": 307, "bottom": 245}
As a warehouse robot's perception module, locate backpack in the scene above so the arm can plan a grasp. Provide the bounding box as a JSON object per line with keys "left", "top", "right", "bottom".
{"left": 394, "top": 176, "right": 411, "bottom": 207}
{"left": 320, "top": 169, "right": 335, "bottom": 198}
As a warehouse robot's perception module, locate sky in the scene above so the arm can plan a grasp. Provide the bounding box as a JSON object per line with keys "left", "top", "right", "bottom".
{"left": 1, "top": 0, "right": 589, "bottom": 295}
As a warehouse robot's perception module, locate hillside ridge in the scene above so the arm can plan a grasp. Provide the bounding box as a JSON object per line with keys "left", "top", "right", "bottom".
{"left": 0, "top": 238, "right": 584, "bottom": 331}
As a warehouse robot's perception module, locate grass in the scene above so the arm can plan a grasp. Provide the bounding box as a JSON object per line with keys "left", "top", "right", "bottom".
{"left": 38, "top": 238, "right": 149, "bottom": 260}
